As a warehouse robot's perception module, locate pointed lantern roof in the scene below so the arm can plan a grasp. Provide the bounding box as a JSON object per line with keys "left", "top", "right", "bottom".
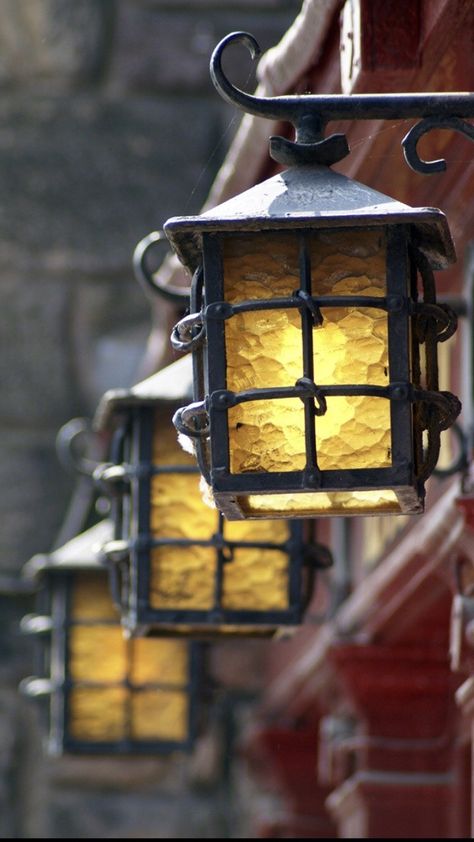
{"left": 164, "top": 164, "right": 455, "bottom": 275}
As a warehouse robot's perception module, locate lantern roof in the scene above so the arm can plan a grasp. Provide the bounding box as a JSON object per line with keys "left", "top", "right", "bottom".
{"left": 23, "top": 520, "right": 113, "bottom": 581}
{"left": 94, "top": 355, "right": 193, "bottom": 433}
{"left": 165, "top": 164, "right": 455, "bottom": 274}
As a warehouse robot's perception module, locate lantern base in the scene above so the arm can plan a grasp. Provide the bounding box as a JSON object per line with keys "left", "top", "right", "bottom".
{"left": 212, "top": 487, "right": 424, "bottom": 520}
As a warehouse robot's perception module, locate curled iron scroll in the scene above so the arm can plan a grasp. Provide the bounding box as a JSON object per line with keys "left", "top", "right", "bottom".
{"left": 402, "top": 115, "right": 474, "bottom": 174}
{"left": 56, "top": 417, "right": 99, "bottom": 478}
{"left": 133, "top": 231, "right": 190, "bottom": 304}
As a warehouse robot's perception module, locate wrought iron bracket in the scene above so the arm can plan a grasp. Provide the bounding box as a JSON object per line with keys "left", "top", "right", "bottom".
{"left": 56, "top": 418, "right": 100, "bottom": 478}
{"left": 134, "top": 231, "right": 191, "bottom": 305}
{"left": 211, "top": 31, "right": 474, "bottom": 170}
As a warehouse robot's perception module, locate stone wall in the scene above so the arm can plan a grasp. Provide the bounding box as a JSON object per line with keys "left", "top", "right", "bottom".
{"left": 0, "top": 1, "right": 299, "bottom": 837}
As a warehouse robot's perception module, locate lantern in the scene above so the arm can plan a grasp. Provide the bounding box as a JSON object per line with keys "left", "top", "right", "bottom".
{"left": 20, "top": 520, "right": 199, "bottom": 755}
{"left": 165, "top": 32, "right": 465, "bottom": 520}
{"left": 94, "top": 356, "right": 324, "bottom": 637}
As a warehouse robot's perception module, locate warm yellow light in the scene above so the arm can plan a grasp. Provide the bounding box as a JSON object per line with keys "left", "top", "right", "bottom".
{"left": 149, "top": 419, "right": 291, "bottom": 615}
{"left": 224, "top": 229, "right": 391, "bottom": 479}
{"left": 238, "top": 489, "right": 402, "bottom": 518}
{"left": 68, "top": 573, "right": 190, "bottom": 743}
{"left": 69, "top": 687, "right": 127, "bottom": 742}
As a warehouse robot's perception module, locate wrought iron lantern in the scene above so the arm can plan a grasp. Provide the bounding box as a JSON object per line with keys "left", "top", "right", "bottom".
{"left": 166, "top": 32, "right": 473, "bottom": 520}
{"left": 94, "top": 355, "right": 325, "bottom": 637}
{"left": 20, "top": 520, "right": 199, "bottom": 755}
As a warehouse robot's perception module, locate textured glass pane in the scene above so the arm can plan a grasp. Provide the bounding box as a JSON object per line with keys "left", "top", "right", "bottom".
{"left": 130, "top": 638, "right": 188, "bottom": 686}
{"left": 223, "top": 228, "right": 390, "bottom": 478}
{"left": 239, "top": 489, "right": 402, "bottom": 517}
{"left": 70, "top": 574, "right": 119, "bottom": 622}
{"left": 66, "top": 571, "right": 192, "bottom": 745}
{"left": 132, "top": 691, "right": 188, "bottom": 741}
{"left": 69, "top": 687, "right": 127, "bottom": 741}
{"left": 310, "top": 229, "right": 386, "bottom": 296}
{"left": 150, "top": 546, "right": 216, "bottom": 610}
{"left": 314, "top": 308, "right": 388, "bottom": 386}
{"left": 223, "top": 519, "right": 289, "bottom": 542}
{"left": 150, "top": 414, "right": 292, "bottom": 614}
{"left": 222, "top": 549, "right": 288, "bottom": 610}
{"left": 228, "top": 399, "right": 306, "bottom": 474}
{"left": 222, "top": 519, "right": 289, "bottom": 610}
{"left": 223, "top": 233, "right": 299, "bottom": 302}
{"left": 69, "top": 626, "right": 127, "bottom": 683}
{"left": 151, "top": 473, "right": 215, "bottom": 540}
{"left": 226, "top": 309, "right": 301, "bottom": 391}
{"left": 311, "top": 230, "right": 387, "bottom": 392}
{"left": 316, "top": 396, "right": 391, "bottom": 469}
{"left": 150, "top": 422, "right": 217, "bottom": 609}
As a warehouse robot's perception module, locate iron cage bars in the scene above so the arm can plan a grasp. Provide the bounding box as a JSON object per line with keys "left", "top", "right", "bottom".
{"left": 102, "top": 398, "right": 311, "bottom": 637}
{"left": 171, "top": 217, "right": 458, "bottom": 520}
{"left": 21, "top": 532, "right": 199, "bottom": 756}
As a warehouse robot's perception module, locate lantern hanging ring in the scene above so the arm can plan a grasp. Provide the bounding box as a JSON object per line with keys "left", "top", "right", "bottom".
{"left": 211, "top": 31, "right": 474, "bottom": 170}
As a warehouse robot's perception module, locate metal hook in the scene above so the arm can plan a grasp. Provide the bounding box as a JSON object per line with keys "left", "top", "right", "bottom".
{"left": 56, "top": 418, "right": 100, "bottom": 478}
{"left": 210, "top": 33, "right": 474, "bottom": 170}
{"left": 402, "top": 115, "right": 474, "bottom": 174}
{"left": 133, "top": 231, "right": 191, "bottom": 304}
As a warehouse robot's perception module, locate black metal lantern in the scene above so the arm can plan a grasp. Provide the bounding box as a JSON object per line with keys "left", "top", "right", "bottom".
{"left": 94, "top": 356, "right": 324, "bottom": 638}
{"left": 20, "top": 521, "right": 199, "bottom": 755}
{"left": 165, "top": 33, "right": 472, "bottom": 520}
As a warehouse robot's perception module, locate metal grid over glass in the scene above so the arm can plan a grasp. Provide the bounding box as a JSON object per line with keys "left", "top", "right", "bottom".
{"left": 171, "top": 219, "right": 458, "bottom": 520}
{"left": 103, "top": 398, "right": 313, "bottom": 638}
{"left": 20, "top": 529, "right": 199, "bottom": 756}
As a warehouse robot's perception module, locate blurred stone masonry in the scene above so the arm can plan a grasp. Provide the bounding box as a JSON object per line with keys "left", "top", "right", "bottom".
{"left": 0, "top": 0, "right": 298, "bottom": 838}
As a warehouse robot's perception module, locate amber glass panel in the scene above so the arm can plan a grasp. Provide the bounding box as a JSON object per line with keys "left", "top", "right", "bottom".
{"left": 67, "top": 571, "right": 191, "bottom": 744}
{"left": 150, "top": 421, "right": 217, "bottom": 611}
{"left": 227, "top": 308, "right": 302, "bottom": 391}
{"left": 71, "top": 574, "right": 119, "bottom": 621}
{"left": 69, "top": 626, "right": 127, "bottom": 683}
{"left": 239, "top": 489, "right": 402, "bottom": 517}
{"left": 222, "top": 519, "right": 289, "bottom": 610}
{"left": 69, "top": 686, "right": 127, "bottom": 741}
{"left": 316, "top": 396, "right": 391, "bottom": 470}
{"left": 223, "top": 228, "right": 390, "bottom": 476}
{"left": 131, "top": 691, "right": 188, "bottom": 741}
{"left": 228, "top": 399, "right": 306, "bottom": 474}
{"left": 223, "top": 233, "right": 300, "bottom": 302}
{"left": 150, "top": 414, "right": 292, "bottom": 614}
{"left": 314, "top": 308, "right": 388, "bottom": 386}
{"left": 130, "top": 638, "right": 189, "bottom": 686}
{"left": 310, "top": 229, "right": 386, "bottom": 297}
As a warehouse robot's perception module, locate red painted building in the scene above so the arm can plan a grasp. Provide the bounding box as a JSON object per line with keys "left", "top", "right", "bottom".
{"left": 191, "top": 0, "right": 474, "bottom": 836}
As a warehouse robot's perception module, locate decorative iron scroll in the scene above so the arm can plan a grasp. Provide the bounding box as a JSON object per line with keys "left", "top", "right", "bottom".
{"left": 134, "top": 231, "right": 190, "bottom": 304}
{"left": 211, "top": 31, "right": 474, "bottom": 170}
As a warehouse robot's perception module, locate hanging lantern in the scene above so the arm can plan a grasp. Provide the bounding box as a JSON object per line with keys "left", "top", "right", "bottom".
{"left": 94, "top": 356, "right": 325, "bottom": 637}
{"left": 20, "top": 520, "right": 199, "bottom": 755}
{"left": 165, "top": 32, "right": 467, "bottom": 520}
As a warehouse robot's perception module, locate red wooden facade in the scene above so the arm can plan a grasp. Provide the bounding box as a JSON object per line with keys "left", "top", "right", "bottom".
{"left": 239, "top": 0, "right": 474, "bottom": 836}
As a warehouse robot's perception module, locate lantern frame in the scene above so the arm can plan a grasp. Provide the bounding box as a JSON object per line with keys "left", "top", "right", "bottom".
{"left": 96, "top": 358, "right": 325, "bottom": 637}
{"left": 163, "top": 32, "right": 470, "bottom": 520}
{"left": 20, "top": 522, "right": 200, "bottom": 756}
{"left": 167, "top": 176, "right": 460, "bottom": 520}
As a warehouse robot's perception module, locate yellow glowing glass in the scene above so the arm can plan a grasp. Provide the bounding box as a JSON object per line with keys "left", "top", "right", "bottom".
{"left": 68, "top": 572, "right": 190, "bottom": 744}
{"left": 211, "top": 228, "right": 401, "bottom": 517}
{"left": 224, "top": 229, "right": 390, "bottom": 477}
{"left": 149, "top": 418, "right": 291, "bottom": 615}
{"left": 238, "top": 490, "right": 402, "bottom": 518}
